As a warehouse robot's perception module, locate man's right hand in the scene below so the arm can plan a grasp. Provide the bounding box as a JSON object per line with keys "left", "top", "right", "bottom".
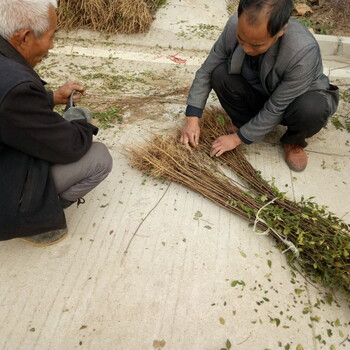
{"left": 53, "top": 81, "right": 85, "bottom": 106}
{"left": 180, "top": 116, "right": 201, "bottom": 147}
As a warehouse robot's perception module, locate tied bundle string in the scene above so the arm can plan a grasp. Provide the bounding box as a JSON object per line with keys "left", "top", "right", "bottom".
{"left": 253, "top": 198, "right": 300, "bottom": 259}
{"left": 170, "top": 52, "right": 187, "bottom": 64}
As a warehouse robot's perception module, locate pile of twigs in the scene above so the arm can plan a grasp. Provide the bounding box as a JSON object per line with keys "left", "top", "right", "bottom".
{"left": 130, "top": 107, "right": 350, "bottom": 299}
{"left": 57, "top": 0, "right": 163, "bottom": 33}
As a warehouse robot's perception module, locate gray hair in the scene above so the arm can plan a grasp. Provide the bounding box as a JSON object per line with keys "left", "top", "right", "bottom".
{"left": 0, "top": 0, "right": 57, "bottom": 40}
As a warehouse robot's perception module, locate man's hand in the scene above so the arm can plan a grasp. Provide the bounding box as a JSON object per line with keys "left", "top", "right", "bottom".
{"left": 53, "top": 81, "right": 85, "bottom": 105}
{"left": 180, "top": 116, "right": 201, "bottom": 147}
{"left": 210, "top": 133, "right": 243, "bottom": 157}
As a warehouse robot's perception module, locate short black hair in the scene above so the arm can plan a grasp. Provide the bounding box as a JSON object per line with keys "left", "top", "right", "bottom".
{"left": 238, "top": 0, "right": 294, "bottom": 36}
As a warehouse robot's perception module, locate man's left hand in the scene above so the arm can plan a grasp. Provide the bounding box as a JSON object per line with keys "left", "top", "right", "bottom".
{"left": 210, "top": 133, "right": 243, "bottom": 157}
{"left": 53, "top": 81, "right": 85, "bottom": 105}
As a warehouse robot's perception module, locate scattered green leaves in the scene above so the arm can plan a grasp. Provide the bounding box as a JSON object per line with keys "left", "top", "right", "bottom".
{"left": 94, "top": 108, "right": 123, "bottom": 129}
{"left": 269, "top": 316, "right": 281, "bottom": 327}
{"left": 193, "top": 211, "right": 203, "bottom": 220}
{"left": 231, "top": 280, "right": 246, "bottom": 287}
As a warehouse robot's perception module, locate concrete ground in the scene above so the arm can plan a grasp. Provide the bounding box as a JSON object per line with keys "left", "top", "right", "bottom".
{"left": 0, "top": 1, "right": 349, "bottom": 349}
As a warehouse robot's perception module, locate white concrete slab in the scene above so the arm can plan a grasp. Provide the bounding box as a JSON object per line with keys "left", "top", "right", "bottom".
{"left": 316, "top": 34, "right": 350, "bottom": 58}
{"left": 0, "top": 1, "right": 350, "bottom": 350}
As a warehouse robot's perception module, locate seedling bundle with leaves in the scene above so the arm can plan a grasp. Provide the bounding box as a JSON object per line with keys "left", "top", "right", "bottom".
{"left": 130, "top": 108, "right": 350, "bottom": 300}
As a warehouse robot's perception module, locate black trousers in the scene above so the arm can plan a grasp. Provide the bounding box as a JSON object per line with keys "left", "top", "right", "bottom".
{"left": 211, "top": 62, "right": 331, "bottom": 147}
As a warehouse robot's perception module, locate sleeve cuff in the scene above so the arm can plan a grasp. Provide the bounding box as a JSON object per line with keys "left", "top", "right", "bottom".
{"left": 92, "top": 125, "right": 99, "bottom": 135}
{"left": 237, "top": 129, "right": 253, "bottom": 144}
{"left": 46, "top": 90, "right": 54, "bottom": 109}
{"left": 186, "top": 105, "right": 203, "bottom": 118}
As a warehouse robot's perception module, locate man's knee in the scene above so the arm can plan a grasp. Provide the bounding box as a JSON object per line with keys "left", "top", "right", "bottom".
{"left": 212, "top": 64, "right": 250, "bottom": 98}
{"left": 284, "top": 92, "right": 330, "bottom": 126}
{"left": 211, "top": 63, "right": 228, "bottom": 89}
{"left": 90, "top": 142, "right": 113, "bottom": 178}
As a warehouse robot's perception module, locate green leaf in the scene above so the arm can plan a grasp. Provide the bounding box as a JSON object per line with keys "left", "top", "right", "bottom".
{"left": 269, "top": 317, "right": 280, "bottom": 327}
{"left": 334, "top": 318, "right": 341, "bottom": 327}
{"left": 193, "top": 210, "right": 203, "bottom": 220}
{"left": 260, "top": 195, "right": 267, "bottom": 202}
{"left": 240, "top": 250, "right": 247, "bottom": 258}
{"left": 231, "top": 280, "right": 245, "bottom": 287}
{"left": 325, "top": 293, "right": 334, "bottom": 305}
{"left": 216, "top": 113, "right": 226, "bottom": 125}
{"left": 219, "top": 317, "right": 225, "bottom": 325}
{"left": 231, "top": 280, "right": 238, "bottom": 287}
{"left": 296, "top": 345, "right": 304, "bottom": 350}
{"left": 226, "top": 339, "right": 232, "bottom": 349}
{"left": 294, "top": 289, "right": 305, "bottom": 295}
{"left": 267, "top": 260, "right": 272, "bottom": 268}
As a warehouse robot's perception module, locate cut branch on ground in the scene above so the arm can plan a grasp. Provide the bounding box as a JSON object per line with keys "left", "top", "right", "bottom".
{"left": 130, "top": 107, "right": 350, "bottom": 301}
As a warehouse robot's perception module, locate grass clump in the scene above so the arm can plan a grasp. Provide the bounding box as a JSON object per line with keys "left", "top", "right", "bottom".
{"left": 94, "top": 108, "right": 123, "bottom": 128}
{"left": 57, "top": 0, "right": 166, "bottom": 34}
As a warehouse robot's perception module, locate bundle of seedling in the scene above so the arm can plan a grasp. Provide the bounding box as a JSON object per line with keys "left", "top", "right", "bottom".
{"left": 130, "top": 107, "right": 350, "bottom": 300}
{"left": 57, "top": 0, "right": 165, "bottom": 33}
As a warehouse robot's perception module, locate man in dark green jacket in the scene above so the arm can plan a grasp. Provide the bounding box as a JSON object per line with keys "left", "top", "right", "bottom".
{"left": 0, "top": 0, "right": 113, "bottom": 246}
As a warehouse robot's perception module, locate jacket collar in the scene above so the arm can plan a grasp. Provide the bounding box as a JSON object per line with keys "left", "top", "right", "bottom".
{"left": 0, "top": 35, "right": 28, "bottom": 65}
{"left": 230, "top": 44, "right": 245, "bottom": 74}
{"left": 0, "top": 35, "right": 44, "bottom": 84}
{"left": 259, "top": 38, "right": 280, "bottom": 92}
{"left": 230, "top": 37, "right": 281, "bottom": 75}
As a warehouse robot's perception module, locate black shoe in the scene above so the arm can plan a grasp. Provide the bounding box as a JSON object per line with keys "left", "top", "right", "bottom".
{"left": 60, "top": 197, "right": 85, "bottom": 209}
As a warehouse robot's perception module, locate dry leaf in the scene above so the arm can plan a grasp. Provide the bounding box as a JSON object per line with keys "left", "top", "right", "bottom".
{"left": 295, "top": 3, "right": 313, "bottom": 16}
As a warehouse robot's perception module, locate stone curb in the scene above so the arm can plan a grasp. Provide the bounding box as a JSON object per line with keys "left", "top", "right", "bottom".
{"left": 58, "top": 30, "right": 350, "bottom": 59}
{"left": 315, "top": 34, "right": 350, "bottom": 58}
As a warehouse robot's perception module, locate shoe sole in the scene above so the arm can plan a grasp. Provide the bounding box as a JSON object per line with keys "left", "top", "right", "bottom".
{"left": 287, "top": 165, "right": 307, "bottom": 172}
{"left": 16, "top": 232, "right": 68, "bottom": 247}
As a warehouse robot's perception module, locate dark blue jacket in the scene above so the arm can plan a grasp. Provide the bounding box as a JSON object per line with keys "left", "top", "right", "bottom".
{"left": 0, "top": 36, "right": 97, "bottom": 240}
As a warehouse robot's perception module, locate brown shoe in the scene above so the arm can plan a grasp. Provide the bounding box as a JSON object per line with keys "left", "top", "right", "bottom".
{"left": 283, "top": 144, "right": 307, "bottom": 172}
{"left": 18, "top": 228, "right": 68, "bottom": 247}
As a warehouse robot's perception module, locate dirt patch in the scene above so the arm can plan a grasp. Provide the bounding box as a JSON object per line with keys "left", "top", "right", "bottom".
{"left": 227, "top": 0, "right": 350, "bottom": 36}
{"left": 85, "top": 87, "right": 189, "bottom": 126}
{"left": 295, "top": 0, "right": 350, "bottom": 36}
